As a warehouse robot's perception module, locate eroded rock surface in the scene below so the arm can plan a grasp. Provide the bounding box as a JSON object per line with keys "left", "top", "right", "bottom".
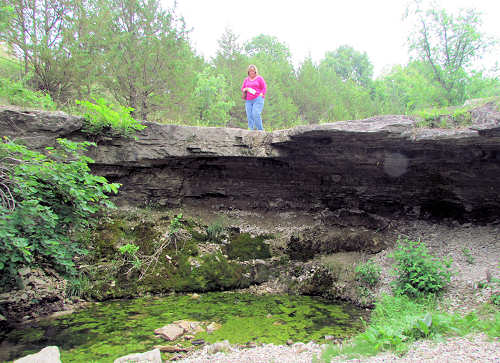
{"left": 2, "top": 104, "right": 500, "bottom": 222}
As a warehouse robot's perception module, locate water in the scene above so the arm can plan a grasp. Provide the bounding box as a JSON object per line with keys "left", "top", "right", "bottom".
{"left": 0, "top": 292, "right": 369, "bottom": 362}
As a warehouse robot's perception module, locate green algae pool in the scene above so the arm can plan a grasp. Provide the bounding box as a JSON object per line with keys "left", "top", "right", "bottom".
{"left": 0, "top": 292, "right": 369, "bottom": 362}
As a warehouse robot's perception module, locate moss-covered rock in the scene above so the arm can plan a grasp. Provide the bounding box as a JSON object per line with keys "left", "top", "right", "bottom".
{"left": 225, "top": 232, "right": 272, "bottom": 260}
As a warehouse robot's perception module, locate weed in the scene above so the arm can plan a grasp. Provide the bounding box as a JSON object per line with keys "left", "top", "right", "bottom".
{"left": 390, "top": 237, "right": 453, "bottom": 297}
{"left": 462, "top": 247, "right": 475, "bottom": 265}
{"left": 355, "top": 261, "right": 381, "bottom": 288}
{"left": 205, "top": 219, "right": 225, "bottom": 243}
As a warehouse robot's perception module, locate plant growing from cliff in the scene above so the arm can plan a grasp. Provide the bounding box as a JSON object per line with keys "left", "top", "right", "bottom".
{"left": 0, "top": 138, "right": 120, "bottom": 286}
{"left": 119, "top": 243, "right": 142, "bottom": 271}
{"left": 76, "top": 98, "right": 146, "bottom": 138}
{"left": 390, "top": 237, "right": 453, "bottom": 297}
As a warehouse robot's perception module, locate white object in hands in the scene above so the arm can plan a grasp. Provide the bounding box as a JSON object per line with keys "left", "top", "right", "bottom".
{"left": 247, "top": 88, "right": 256, "bottom": 95}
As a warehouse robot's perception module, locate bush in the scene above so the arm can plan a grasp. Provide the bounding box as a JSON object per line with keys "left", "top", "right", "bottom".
{"left": 390, "top": 237, "right": 453, "bottom": 297}
{"left": 0, "top": 77, "right": 56, "bottom": 109}
{"left": 76, "top": 98, "right": 146, "bottom": 137}
{"left": 355, "top": 260, "right": 381, "bottom": 287}
{"left": 0, "top": 138, "right": 120, "bottom": 286}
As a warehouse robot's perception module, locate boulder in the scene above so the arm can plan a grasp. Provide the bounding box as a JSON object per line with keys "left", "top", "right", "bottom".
{"left": 14, "top": 346, "right": 61, "bottom": 363}
{"left": 113, "top": 348, "right": 161, "bottom": 363}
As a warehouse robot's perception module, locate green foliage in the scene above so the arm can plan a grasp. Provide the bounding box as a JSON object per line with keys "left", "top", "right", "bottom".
{"left": 193, "top": 67, "right": 235, "bottom": 126}
{"left": 76, "top": 98, "right": 146, "bottom": 137}
{"left": 66, "top": 274, "right": 92, "bottom": 299}
{"left": 490, "top": 262, "right": 500, "bottom": 306}
{"left": 390, "top": 237, "right": 453, "bottom": 297}
{"left": 0, "top": 77, "right": 56, "bottom": 109}
{"left": 462, "top": 247, "right": 475, "bottom": 265}
{"left": 406, "top": 3, "right": 495, "bottom": 104}
{"left": 355, "top": 260, "right": 381, "bottom": 288}
{"left": 413, "top": 105, "right": 473, "bottom": 128}
{"left": 0, "top": 138, "right": 120, "bottom": 283}
{"left": 320, "top": 45, "right": 374, "bottom": 87}
{"left": 225, "top": 232, "right": 272, "bottom": 261}
{"left": 169, "top": 213, "right": 183, "bottom": 234}
{"left": 321, "top": 294, "right": 500, "bottom": 361}
{"left": 205, "top": 219, "right": 225, "bottom": 243}
{"left": 119, "top": 243, "right": 141, "bottom": 269}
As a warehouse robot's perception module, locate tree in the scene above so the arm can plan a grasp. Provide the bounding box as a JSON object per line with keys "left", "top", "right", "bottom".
{"left": 320, "top": 45, "right": 374, "bottom": 87}
{"left": 97, "top": 0, "right": 200, "bottom": 121}
{"left": 193, "top": 66, "right": 234, "bottom": 126}
{"left": 1, "top": 0, "right": 80, "bottom": 102}
{"left": 294, "top": 57, "right": 331, "bottom": 123}
{"left": 212, "top": 27, "right": 249, "bottom": 126}
{"left": 373, "top": 62, "right": 448, "bottom": 114}
{"left": 406, "top": 2, "right": 495, "bottom": 104}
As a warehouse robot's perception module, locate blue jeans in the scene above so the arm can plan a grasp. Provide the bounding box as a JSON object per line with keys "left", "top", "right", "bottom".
{"left": 245, "top": 96, "right": 264, "bottom": 130}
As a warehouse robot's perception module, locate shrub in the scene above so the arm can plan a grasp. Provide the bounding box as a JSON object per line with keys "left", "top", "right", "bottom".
{"left": 390, "top": 237, "right": 453, "bottom": 297}
{"left": 355, "top": 260, "right": 381, "bottom": 287}
{"left": 0, "top": 138, "right": 120, "bottom": 286}
{"left": 0, "top": 78, "right": 56, "bottom": 109}
{"left": 76, "top": 98, "right": 146, "bottom": 137}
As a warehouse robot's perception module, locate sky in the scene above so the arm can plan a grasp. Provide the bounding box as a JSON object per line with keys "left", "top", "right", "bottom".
{"left": 165, "top": 0, "right": 500, "bottom": 77}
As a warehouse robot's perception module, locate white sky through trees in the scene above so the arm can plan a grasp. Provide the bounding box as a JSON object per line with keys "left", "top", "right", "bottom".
{"left": 164, "top": 0, "right": 499, "bottom": 77}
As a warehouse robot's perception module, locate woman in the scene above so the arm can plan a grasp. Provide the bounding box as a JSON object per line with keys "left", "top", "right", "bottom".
{"left": 241, "top": 64, "right": 267, "bottom": 131}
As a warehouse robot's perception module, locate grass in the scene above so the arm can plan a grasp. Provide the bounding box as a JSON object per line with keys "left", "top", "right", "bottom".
{"left": 412, "top": 96, "right": 500, "bottom": 129}
{"left": 321, "top": 294, "right": 500, "bottom": 362}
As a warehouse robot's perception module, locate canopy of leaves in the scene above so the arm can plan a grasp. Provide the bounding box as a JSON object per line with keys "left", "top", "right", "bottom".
{"left": 0, "top": 138, "right": 120, "bottom": 286}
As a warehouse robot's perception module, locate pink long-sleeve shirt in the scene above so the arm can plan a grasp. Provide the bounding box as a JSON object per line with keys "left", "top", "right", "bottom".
{"left": 241, "top": 76, "right": 267, "bottom": 100}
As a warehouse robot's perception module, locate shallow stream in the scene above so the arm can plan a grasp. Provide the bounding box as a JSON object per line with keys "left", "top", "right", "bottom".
{"left": 0, "top": 292, "right": 369, "bottom": 362}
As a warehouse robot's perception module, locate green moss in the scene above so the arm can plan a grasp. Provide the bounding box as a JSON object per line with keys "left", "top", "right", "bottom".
{"left": 226, "top": 233, "right": 272, "bottom": 261}
{"left": 2, "top": 293, "right": 368, "bottom": 362}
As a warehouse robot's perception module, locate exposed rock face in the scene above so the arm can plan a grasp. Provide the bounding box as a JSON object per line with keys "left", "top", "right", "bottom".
{"left": 1, "top": 103, "right": 500, "bottom": 223}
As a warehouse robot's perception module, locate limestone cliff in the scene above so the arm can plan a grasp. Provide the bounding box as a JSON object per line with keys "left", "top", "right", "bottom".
{"left": 1, "top": 103, "right": 499, "bottom": 223}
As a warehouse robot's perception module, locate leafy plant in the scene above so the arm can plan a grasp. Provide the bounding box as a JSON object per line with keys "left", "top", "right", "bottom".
{"left": 355, "top": 260, "right": 381, "bottom": 287}
{"left": 76, "top": 98, "right": 146, "bottom": 138}
{"left": 169, "top": 213, "right": 183, "bottom": 234}
{"left": 462, "top": 247, "right": 475, "bottom": 265}
{"left": 119, "top": 243, "right": 141, "bottom": 269}
{"left": 390, "top": 237, "right": 453, "bottom": 297}
{"left": 0, "top": 138, "right": 120, "bottom": 285}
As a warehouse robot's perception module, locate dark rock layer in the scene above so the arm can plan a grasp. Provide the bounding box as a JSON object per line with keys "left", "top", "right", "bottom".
{"left": 2, "top": 104, "right": 500, "bottom": 223}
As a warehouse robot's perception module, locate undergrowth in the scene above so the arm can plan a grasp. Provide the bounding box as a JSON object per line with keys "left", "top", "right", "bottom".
{"left": 321, "top": 294, "right": 500, "bottom": 361}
